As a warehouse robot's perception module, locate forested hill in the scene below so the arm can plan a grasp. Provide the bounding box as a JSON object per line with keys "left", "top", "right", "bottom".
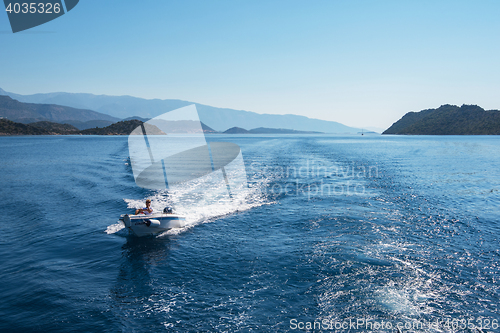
{"left": 383, "top": 104, "right": 500, "bottom": 135}
{"left": 79, "top": 120, "right": 164, "bottom": 135}
{"left": 0, "top": 119, "right": 163, "bottom": 135}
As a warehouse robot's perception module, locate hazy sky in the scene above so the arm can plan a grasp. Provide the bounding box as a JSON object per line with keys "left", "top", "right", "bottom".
{"left": 1, "top": 0, "right": 499, "bottom": 129}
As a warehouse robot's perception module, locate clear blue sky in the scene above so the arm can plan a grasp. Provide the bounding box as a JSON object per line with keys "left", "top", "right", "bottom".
{"left": 1, "top": 0, "right": 499, "bottom": 129}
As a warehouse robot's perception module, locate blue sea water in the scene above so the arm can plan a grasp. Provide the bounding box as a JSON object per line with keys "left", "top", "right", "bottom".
{"left": 0, "top": 134, "right": 499, "bottom": 332}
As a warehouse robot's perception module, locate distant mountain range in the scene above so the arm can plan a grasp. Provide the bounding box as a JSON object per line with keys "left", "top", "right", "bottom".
{"left": 0, "top": 87, "right": 360, "bottom": 133}
{"left": 0, "top": 118, "right": 323, "bottom": 136}
{"left": 223, "top": 127, "right": 322, "bottom": 134}
{"left": 383, "top": 104, "right": 500, "bottom": 135}
{"left": 0, "top": 95, "right": 119, "bottom": 128}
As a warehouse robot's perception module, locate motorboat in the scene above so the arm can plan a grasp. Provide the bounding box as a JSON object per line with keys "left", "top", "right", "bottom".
{"left": 119, "top": 207, "right": 186, "bottom": 237}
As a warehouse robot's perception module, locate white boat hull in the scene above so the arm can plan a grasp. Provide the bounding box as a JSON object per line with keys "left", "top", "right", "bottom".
{"left": 119, "top": 213, "right": 186, "bottom": 237}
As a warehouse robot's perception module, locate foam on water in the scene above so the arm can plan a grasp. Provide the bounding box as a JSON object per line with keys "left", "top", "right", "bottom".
{"left": 115, "top": 167, "right": 271, "bottom": 236}
{"left": 105, "top": 223, "right": 125, "bottom": 234}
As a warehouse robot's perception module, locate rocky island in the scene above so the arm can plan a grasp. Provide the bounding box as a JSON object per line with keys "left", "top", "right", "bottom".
{"left": 383, "top": 104, "right": 500, "bottom": 135}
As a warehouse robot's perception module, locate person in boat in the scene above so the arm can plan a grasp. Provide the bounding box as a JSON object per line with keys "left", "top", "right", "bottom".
{"left": 135, "top": 199, "right": 153, "bottom": 215}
